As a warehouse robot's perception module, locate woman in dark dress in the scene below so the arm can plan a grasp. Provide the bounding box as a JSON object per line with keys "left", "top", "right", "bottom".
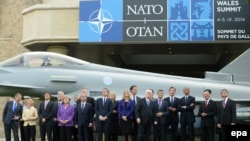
{"left": 109, "top": 92, "right": 119, "bottom": 141}
{"left": 118, "top": 90, "right": 135, "bottom": 141}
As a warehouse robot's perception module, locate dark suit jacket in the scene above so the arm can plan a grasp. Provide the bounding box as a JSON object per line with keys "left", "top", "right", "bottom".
{"left": 2, "top": 101, "right": 23, "bottom": 125}
{"left": 133, "top": 96, "right": 141, "bottom": 105}
{"left": 118, "top": 99, "right": 135, "bottom": 120}
{"left": 164, "top": 97, "right": 180, "bottom": 123}
{"left": 135, "top": 98, "right": 155, "bottom": 124}
{"left": 77, "top": 96, "right": 95, "bottom": 116}
{"left": 217, "top": 98, "right": 236, "bottom": 125}
{"left": 38, "top": 101, "right": 54, "bottom": 125}
{"left": 110, "top": 100, "right": 119, "bottom": 121}
{"left": 153, "top": 99, "right": 169, "bottom": 124}
{"left": 95, "top": 97, "right": 112, "bottom": 120}
{"left": 198, "top": 99, "right": 217, "bottom": 127}
{"left": 179, "top": 95, "right": 196, "bottom": 123}
{"left": 53, "top": 101, "right": 63, "bottom": 120}
{"left": 75, "top": 103, "right": 93, "bottom": 127}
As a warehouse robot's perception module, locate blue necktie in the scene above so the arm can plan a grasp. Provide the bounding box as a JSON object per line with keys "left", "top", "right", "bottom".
{"left": 171, "top": 97, "right": 174, "bottom": 106}
{"left": 185, "top": 96, "right": 188, "bottom": 104}
{"left": 12, "top": 102, "right": 17, "bottom": 112}
{"left": 147, "top": 100, "right": 150, "bottom": 107}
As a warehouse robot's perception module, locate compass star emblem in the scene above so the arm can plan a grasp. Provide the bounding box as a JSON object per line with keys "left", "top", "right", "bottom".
{"left": 88, "top": 8, "right": 114, "bottom": 35}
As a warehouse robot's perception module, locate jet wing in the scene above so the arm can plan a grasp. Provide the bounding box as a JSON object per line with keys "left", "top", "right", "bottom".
{"left": 0, "top": 83, "right": 43, "bottom": 89}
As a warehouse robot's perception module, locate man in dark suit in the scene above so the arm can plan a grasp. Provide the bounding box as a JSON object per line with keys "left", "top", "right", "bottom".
{"left": 164, "top": 87, "right": 180, "bottom": 141}
{"left": 135, "top": 88, "right": 155, "bottom": 141}
{"left": 52, "top": 90, "right": 64, "bottom": 141}
{"left": 77, "top": 88, "right": 95, "bottom": 141}
{"left": 130, "top": 85, "right": 141, "bottom": 141}
{"left": 153, "top": 89, "right": 169, "bottom": 141}
{"left": 73, "top": 95, "right": 79, "bottom": 141}
{"left": 75, "top": 93, "right": 93, "bottom": 141}
{"left": 179, "top": 87, "right": 195, "bottom": 141}
{"left": 38, "top": 92, "right": 54, "bottom": 141}
{"left": 198, "top": 89, "right": 217, "bottom": 141}
{"left": 217, "top": 89, "right": 236, "bottom": 141}
{"left": 2, "top": 93, "right": 23, "bottom": 141}
{"left": 95, "top": 88, "right": 112, "bottom": 141}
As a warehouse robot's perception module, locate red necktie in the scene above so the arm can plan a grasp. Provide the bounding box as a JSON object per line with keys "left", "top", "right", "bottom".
{"left": 223, "top": 100, "right": 226, "bottom": 108}
{"left": 205, "top": 100, "right": 208, "bottom": 108}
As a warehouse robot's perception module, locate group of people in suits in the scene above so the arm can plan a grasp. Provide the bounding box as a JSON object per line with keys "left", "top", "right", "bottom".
{"left": 2, "top": 85, "right": 236, "bottom": 141}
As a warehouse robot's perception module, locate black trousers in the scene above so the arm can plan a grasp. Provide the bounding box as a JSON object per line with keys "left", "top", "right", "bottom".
{"left": 53, "top": 124, "right": 59, "bottom": 141}
{"left": 166, "top": 121, "right": 178, "bottom": 141}
{"left": 201, "top": 125, "right": 215, "bottom": 141}
{"left": 24, "top": 125, "right": 36, "bottom": 141}
{"left": 4, "top": 121, "right": 19, "bottom": 141}
{"left": 72, "top": 126, "right": 78, "bottom": 141}
{"left": 78, "top": 127, "right": 90, "bottom": 141}
{"left": 153, "top": 123, "right": 166, "bottom": 141}
{"left": 132, "top": 120, "right": 139, "bottom": 141}
{"left": 96, "top": 120, "right": 110, "bottom": 141}
{"left": 219, "top": 124, "right": 229, "bottom": 141}
{"left": 40, "top": 124, "right": 53, "bottom": 141}
{"left": 59, "top": 126, "right": 73, "bottom": 141}
{"left": 137, "top": 122, "right": 152, "bottom": 141}
{"left": 180, "top": 122, "right": 194, "bottom": 141}
{"left": 20, "top": 120, "right": 25, "bottom": 141}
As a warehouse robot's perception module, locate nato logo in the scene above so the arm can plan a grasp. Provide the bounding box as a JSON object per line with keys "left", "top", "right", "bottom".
{"left": 79, "top": 0, "right": 123, "bottom": 42}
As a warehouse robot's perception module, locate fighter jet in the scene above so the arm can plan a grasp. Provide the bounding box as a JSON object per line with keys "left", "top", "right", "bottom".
{"left": 0, "top": 49, "right": 250, "bottom": 123}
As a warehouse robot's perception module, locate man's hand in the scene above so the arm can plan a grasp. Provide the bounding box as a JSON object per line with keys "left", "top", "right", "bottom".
{"left": 13, "top": 116, "right": 19, "bottom": 120}
{"left": 136, "top": 118, "right": 141, "bottom": 124}
{"left": 42, "top": 118, "right": 46, "bottom": 123}
{"left": 217, "top": 124, "right": 221, "bottom": 128}
{"left": 122, "top": 116, "right": 127, "bottom": 121}
{"left": 171, "top": 107, "right": 176, "bottom": 112}
{"left": 201, "top": 113, "right": 207, "bottom": 117}
{"left": 181, "top": 106, "right": 186, "bottom": 109}
{"left": 156, "top": 112, "right": 163, "bottom": 117}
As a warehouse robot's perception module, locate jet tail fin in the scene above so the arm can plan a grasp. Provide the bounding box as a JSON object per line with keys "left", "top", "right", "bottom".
{"left": 205, "top": 48, "right": 250, "bottom": 85}
{"left": 219, "top": 48, "right": 250, "bottom": 76}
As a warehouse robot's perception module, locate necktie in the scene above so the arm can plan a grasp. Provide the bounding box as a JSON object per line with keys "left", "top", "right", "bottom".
{"left": 171, "top": 97, "right": 174, "bottom": 106}
{"left": 205, "top": 100, "right": 208, "bottom": 108}
{"left": 81, "top": 103, "right": 85, "bottom": 111}
{"left": 223, "top": 100, "right": 226, "bottom": 108}
{"left": 185, "top": 96, "right": 188, "bottom": 104}
{"left": 147, "top": 100, "right": 150, "bottom": 107}
{"left": 133, "top": 96, "right": 136, "bottom": 105}
{"left": 103, "top": 98, "right": 106, "bottom": 106}
{"left": 12, "top": 102, "right": 17, "bottom": 112}
{"left": 44, "top": 101, "right": 48, "bottom": 109}
{"left": 158, "top": 100, "right": 162, "bottom": 109}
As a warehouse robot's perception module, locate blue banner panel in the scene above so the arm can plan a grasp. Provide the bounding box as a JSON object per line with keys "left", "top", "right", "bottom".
{"left": 79, "top": 0, "right": 250, "bottom": 43}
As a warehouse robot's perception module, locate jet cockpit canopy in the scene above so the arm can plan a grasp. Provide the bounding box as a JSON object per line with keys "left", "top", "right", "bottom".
{"left": 0, "top": 52, "right": 90, "bottom": 68}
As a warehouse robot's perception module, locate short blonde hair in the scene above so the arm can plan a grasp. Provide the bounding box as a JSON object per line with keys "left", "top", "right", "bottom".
{"left": 63, "top": 95, "right": 70, "bottom": 101}
{"left": 26, "top": 98, "right": 34, "bottom": 105}
{"left": 122, "top": 89, "right": 131, "bottom": 100}
{"left": 109, "top": 92, "right": 116, "bottom": 99}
